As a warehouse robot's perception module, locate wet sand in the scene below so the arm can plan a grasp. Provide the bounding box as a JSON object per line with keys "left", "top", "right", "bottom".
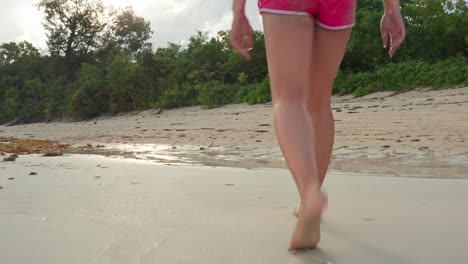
{"left": 1, "top": 154, "right": 467, "bottom": 263}
{"left": 1, "top": 87, "right": 467, "bottom": 178}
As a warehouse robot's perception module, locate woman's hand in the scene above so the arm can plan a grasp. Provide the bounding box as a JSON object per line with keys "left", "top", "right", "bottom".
{"left": 380, "top": 6, "right": 406, "bottom": 58}
{"left": 230, "top": 13, "right": 253, "bottom": 60}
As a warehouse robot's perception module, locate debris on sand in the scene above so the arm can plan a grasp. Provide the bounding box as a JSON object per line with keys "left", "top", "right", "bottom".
{"left": 78, "top": 144, "right": 105, "bottom": 149}
{"left": 8, "top": 177, "right": 14, "bottom": 180}
{"left": 29, "top": 172, "right": 38, "bottom": 175}
{"left": 3, "top": 154, "right": 19, "bottom": 162}
{"left": 0, "top": 136, "right": 69, "bottom": 156}
{"left": 43, "top": 151, "right": 63, "bottom": 157}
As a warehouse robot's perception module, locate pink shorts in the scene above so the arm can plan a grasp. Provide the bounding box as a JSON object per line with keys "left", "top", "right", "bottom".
{"left": 258, "top": 0, "right": 356, "bottom": 30}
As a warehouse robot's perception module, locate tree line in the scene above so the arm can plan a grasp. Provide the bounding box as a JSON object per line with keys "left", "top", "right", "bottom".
{"left": 0, "top": 0, "right": 466, "bottom": 124}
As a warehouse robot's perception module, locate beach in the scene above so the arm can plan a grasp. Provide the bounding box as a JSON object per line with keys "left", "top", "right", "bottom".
{"left": 1, "top": 87, "right": 468, "bottom": 263}
{"left": 1, "top": 154, "right": 467, "bottom": 263}
{"left": 1, "top": 87, "right": 467, "bottom": 177}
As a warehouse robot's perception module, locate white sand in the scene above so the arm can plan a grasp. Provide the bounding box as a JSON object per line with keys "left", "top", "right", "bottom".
{"left": 1, "top": 154, "right": 467, "bottom": 263}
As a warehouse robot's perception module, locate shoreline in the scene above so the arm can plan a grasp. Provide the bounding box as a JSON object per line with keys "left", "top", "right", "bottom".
{"left": 1, "top": 87, "right": 467, "bottom": 178}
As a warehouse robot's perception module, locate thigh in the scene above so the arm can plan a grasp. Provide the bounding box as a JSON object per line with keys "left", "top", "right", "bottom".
{"left": 261, "top": 13, "right": 315, "bottom": 105}
{"left": 308, "top": 27, "right": 352, "bottom": 107}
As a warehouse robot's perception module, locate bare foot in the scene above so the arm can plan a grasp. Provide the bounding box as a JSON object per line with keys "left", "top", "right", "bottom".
{"left": 293, "top": 206, "right": 301, "bottom": 217}
{"left": 293, "top": 190, "right": 327, "bottom": 218}
{"left": 289, "top": 189, "right": 326, "bottom": 250}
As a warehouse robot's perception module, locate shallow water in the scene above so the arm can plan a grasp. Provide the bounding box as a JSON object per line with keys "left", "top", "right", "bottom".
{"left": 63, "top": 142, "right": 468, "bottom": 179}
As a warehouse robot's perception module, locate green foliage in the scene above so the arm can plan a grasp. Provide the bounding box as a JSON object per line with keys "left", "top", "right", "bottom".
{"left": 22, "top": 78, "right": 44, "bottom": 118}
{"left": 353, "top": 85, "right": 375, "bottom": 97}
{"left": 107, "top": 6, "right": 153, "bottom": 55}
{"left": 0, "top": 0, "right": 467, "bottom": 124}
{"left": 197, "top": 82, "right": 238, "bottom": 109}
{"left": 37, "top": 0, "right": 107, "bottom": 61}
{"left": 1, "top": 88, "right": 21, "bottom": 119}
{"left": 0, "top": 41, "right": 40, "bottom": 66}
{"left": 154, "top": 84, "right": 199, "bottom": 109}
{"left": 334, "top": 56, "right": 468, "bottom": 96}
{"left": 42, "top": 77, "right": 68, "bottom": 118}
{"left": 244, "top": 77, "right": 271, "bottom": 105}
{"left": 71, "top": 64, "right": 108, "bottom": 118}
{"left": 107, "top": 55, "right": 143, "bottom": 113}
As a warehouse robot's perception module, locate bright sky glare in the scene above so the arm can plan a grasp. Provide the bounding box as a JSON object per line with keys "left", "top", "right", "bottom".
{"left": 0, "top": 0, "right": 262, "bottom": 51}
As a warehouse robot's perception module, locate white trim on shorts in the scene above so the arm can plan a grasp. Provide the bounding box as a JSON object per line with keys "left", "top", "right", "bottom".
{"left": 259, "top": 8, "right": 355, "bottom": 30}
{"left": 315, "top": 20, "right": 355, "bottom": 30}
{"left": 259, "top": 8, "right": 310, "bottom": 16}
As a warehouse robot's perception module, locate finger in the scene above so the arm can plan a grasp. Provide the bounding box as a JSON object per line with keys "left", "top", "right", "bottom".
{"left": 232, "top": 40, "right": 251, "bottom": 60}
{"left": 240, "top": 49, "right": 251, "bottom": 60}
{"left": 245, "top": 34, "right": 253, "bottom": 51}
{"left": 381, "top": 30, "right": 389, "bottom": 48}
{"left": 248, "top": 27, "right": 254, "bottom": 50}
{"left": 390, "top": 31, "right": 404, "bottom": 57}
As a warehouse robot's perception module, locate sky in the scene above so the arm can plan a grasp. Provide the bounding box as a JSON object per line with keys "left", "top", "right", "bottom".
{"left": 0, "top": 0, "right": 263, "bottom": 52}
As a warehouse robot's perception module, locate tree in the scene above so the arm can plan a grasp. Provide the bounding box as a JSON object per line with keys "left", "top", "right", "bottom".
{"left": 402, "top": 0, "right": 468, "bottom": 60}
{"left": 108, "top": 6, "right": 153, "bottom": 55}
{"left": 0, "top": 41, "right": 40, "bottom": 66}
{"left": 37, "top": 0, "right": 109, "bottom": 74}
{"left": 107, "top": 55, "right": 144, "bottom": 112}
{"left": 71, "top": 63, "right": 108, "bottom": 118}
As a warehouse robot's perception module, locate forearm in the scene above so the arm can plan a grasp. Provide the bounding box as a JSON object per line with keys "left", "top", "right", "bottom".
{"left": 384, "top": 0, "right": 400, "bottom": 12}
{"left": 232, "top": 0, "right": 246, "bottom": 16}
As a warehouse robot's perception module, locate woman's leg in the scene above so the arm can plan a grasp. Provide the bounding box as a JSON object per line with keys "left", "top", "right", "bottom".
{"left": 262, "top": 13, "right": 325, "bottom": 249}
{"left": 293, "top": 26, "right": 353, "bottom": 218}
{"left": 307, "top": 26, "right": 352, "bottom": 186}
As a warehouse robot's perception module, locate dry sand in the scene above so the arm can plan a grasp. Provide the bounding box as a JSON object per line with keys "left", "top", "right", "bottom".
{"left": 1, "top": 87, "right": 467, "bottom": 177}
{"left": 1, "top": 154, "right": 467, "bottom": 263}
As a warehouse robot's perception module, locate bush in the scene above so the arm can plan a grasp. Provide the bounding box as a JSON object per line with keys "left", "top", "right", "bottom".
{"left": 235, "top": 84, "right": 256, "bottom": 103}
{"left": 353, "top": 85, "right": 374, "bottom": 97}
{"left": 155, "top": 83, "right": 199, "bottom": 109}
{"left": 334, "top": 56, "right": 468, "bottom": 95}
{"left": 107, "top": 55, "right": 141, "bottom": 113}
{"left": 197, "top": 82, "right": 238, "bottom": 109}
{"left": 71, "top": 64, "right": 108, "bottom": 118}
{"left": 243, "top": 77, "right": 271, "bottom": 105}
{"left": 42, "top": 77, "right": 68, "bottom": 119}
